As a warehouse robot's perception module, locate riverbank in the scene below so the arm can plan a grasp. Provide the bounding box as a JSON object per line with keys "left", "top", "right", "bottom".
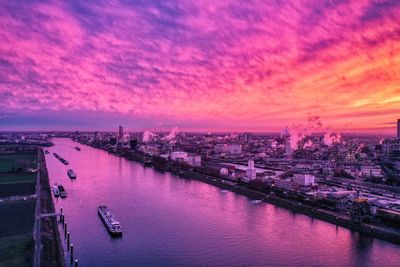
{"left": 38, "top": 148, "right": 65, "bottom": 267}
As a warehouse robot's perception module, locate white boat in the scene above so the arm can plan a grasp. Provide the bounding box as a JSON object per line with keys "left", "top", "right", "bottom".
{"left": 53, "top": 186, "right": 60, "bottom": 197}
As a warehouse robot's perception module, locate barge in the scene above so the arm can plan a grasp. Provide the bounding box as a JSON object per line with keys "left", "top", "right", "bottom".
{"left": 98, "top": 206, "right": 122, "bottom": 236}
{"left": 67, "top": 169, "right": 76, "bottom": 179}
{"left": 59, "top": 158, "right": 69, "bottom": 165}
{"left": 75, "top": 146, "right": 81, "bottom": 151}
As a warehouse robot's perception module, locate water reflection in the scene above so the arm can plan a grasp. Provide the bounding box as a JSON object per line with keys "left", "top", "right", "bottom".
{"left": 45, "top": 138, "right": 400, "bottom": 267}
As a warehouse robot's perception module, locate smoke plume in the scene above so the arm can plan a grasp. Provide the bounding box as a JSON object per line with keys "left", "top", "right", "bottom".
{"left": 165, "top": 126, "right": 179, "bottom": 141}
{"left": 323, "top": 130, "right": 341, "bottom": 146}
{"left": 142, "top": 131, "right": 156, "bottom": 142}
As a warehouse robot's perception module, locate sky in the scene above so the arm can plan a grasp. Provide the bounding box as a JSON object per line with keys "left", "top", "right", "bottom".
{"left": 0, "top": 0, "right": 399, "bottom": 134}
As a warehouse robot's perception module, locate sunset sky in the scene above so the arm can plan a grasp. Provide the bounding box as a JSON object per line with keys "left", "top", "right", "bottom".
{"left": 0, "top": 0, "right": 399, "bottom": 133}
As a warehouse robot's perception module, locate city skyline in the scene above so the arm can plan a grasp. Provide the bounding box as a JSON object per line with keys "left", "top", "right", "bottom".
{"left": 1, "top": 1, "right": 400, "bottom": 133}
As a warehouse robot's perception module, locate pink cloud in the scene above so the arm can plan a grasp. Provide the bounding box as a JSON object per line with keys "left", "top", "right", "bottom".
{"left": 0, "top": 0, "right": 399, "bottom": 132}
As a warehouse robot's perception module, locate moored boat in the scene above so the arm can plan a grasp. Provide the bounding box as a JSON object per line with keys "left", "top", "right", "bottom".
{"left": 58, "top": 185, "right": 67, "bottom": 198}
{"left": 59, "top": 158, "right": 69, "bottom": 165}
{"left": 98, "top": 206, "right": 122, "bottom": 236}
{"left": 75, "top": 146, "right": 81, "bottom": 151}
{"left": 53, "top": 186, "right": 60, "bottom": 197}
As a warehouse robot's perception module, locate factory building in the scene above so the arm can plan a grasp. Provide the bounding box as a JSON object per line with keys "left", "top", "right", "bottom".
{"left": 171, "top": 151, "right": 201, "bottom": 167}
{"left": 171, "top": 151, "right": 188, "bottom": 162}
{"left": 361, "top": 165, "right": 383, "bottom": 178}
{"left": 382, "top": 139, "right": 400, "bottom": 156}
{"left": 292, "top": 174, "right": 315, "bottom": 186}
{"left": 228, "top": 144, "right": 242, "bottom": 154}
{"left": 214, "top": 144, "right": 228, "bottom": 153}
{"left": 245, "top": 160, "right": 257, "bottom": 180}
{"left": 398, "top": 119, "right": 400, "bottom": 139}
{"left": 188, "top": 155, "right": 202, "bottom": 167}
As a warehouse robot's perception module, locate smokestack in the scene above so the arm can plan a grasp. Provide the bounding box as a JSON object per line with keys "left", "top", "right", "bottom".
{"left": 397, "top": 119, "right": 400, "bottom": 139}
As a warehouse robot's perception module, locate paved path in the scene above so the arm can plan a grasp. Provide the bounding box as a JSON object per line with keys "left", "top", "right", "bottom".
{"left": 33, "top": 154, "right": 41, "bottom": 267}
{"left": 0, "top": 194, "right": 36, "bottom": 203}
{"left": 40, "top": 212, "right": 62, "bottom": 218}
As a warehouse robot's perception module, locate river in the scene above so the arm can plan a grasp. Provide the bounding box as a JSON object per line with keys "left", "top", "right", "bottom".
{"left": 45, "top": 138, "right": 400, "bottom": 266}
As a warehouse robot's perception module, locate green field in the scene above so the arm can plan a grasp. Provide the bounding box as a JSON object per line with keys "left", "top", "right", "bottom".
{"left": 0, "top": 173, "right": 36, "bottom": 197}
{"left": 0, "top": 153, "right": 37, "bottom": 172}
{"left": 0, "top": 233, "right": 34, "bottom": 267}
{"left": 0, "top": 150, "right": 38, "bottom": 267}
{"left": 0, "top": 200, "right": 35, "bottom": 267}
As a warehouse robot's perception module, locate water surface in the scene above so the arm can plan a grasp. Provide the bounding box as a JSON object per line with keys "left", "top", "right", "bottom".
{"left": 45, "top": 138, "right": 400, "bottom": 266}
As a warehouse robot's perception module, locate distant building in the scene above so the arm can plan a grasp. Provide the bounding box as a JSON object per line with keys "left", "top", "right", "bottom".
{"left": 295, "top": 163, "right": 313, "bottom": 172}
{"left": 171, "top": 151, "right": 188, "bottom": 162}
{"left": 171, "top": 151, "right": 201, "bottom": 167}
{"left": 118, "top": 125, "right": 124, "bottom": 143}
{"left": 244, "top": 133, "right": 252, "bottom": 142}
{"left": 245, "top": 160, "right": 257, "bottom": 180}
{"left": 188, "top": 155, "right": 201, "bottom": 167}
{"left": 140, "top": 145, "right": 159, "bottom": 155}
{"left": 361, "top": 165, "right": 383, "bottom": 178}
{"left": 214, "top": 144, "right": 228, "bottom": 153}
{"left": 285, "top": 139, "right": 292, "bottom": 155}
{"left": 398, "top": 119, "right": 400, "bottom": 139}
{"left": 382, "top": 119, "right": 400, "bottom": 156}
{"left": 228, "top": 144, "right": 242, "bottom": 154}
{"left": 272, "top": 178, "right": 293, "bottom": 190}
{"left": 382, "top": 139, "right": 400, "bottom": 156}
{"left": 293, "top": 174, "right": 315, "bottom": 186}
{"left": 122, "top": 133, "right": 130, "bottom": 143}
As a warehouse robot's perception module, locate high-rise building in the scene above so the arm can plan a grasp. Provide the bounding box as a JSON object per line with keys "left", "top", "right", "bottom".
{"left": 118, "top": 125, "right": 124, "bottom": 143}
{"left": 397, "top": 119, "right": 400, "bottom": 139}
{"left": 244, "top": 133, "right": 252, "bottom": 142}
{"left": 285, "top": 139, "right": 292, "bottom": 155}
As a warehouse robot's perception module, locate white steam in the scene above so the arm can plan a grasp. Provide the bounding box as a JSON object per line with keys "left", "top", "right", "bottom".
{"left": 303, "top": 140, "right": 314, "bottom": 148}
{"left": 282, "top": 115, "right": 342, "bottom": 149}
{"left": 323, "top": 130, "right": 342, "bottom": 146}
{"left": 165, "top": 127, "right": 179, "bottom": 141}
{"left": 142, "top": 131, "right": 156, "bottom": 142}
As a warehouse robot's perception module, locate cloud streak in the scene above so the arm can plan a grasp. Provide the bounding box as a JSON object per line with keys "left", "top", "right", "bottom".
{"left": 0, "top": 0, "right": 399, "bottom": 132}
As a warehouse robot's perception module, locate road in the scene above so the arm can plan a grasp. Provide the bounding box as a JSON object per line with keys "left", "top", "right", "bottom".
{"left": 33, "top": 154, "right": 41, "bottom": 267}
{"left": 0, "top": 194, "right": 35, "bottom": 203}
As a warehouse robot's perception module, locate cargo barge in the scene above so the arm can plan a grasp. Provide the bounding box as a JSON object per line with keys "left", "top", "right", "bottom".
{"left": 67, "top": 169, "right": 76, "bottom": 179}
{"left": 59, "top": 158, "right": 69, "bottom": 165}
{"left": 98, "top": 206, "right": 122, "bottom": 236}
